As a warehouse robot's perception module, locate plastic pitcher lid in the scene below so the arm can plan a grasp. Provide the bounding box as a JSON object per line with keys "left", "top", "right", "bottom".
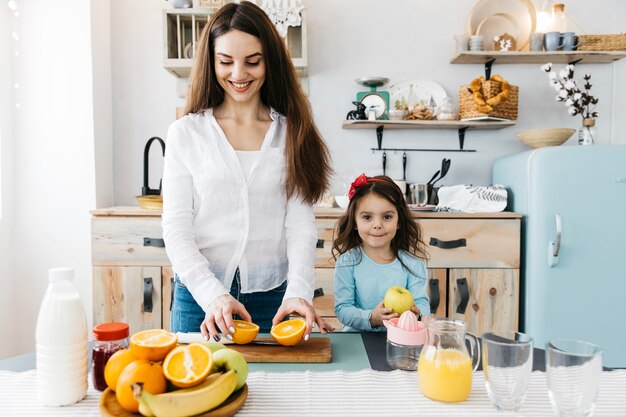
{"left": 93, "top": 322, "right": 130, "bottom": 341}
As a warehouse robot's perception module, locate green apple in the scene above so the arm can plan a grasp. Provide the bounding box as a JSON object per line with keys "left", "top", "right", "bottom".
{"left": 203, "top": 341, "right": 227, "bottom": 353}
{"left": 211, "top": 348, "right": 248, "bottom": 391}
{"left": 383, "top": 286, "right": 415, "bottom": 315}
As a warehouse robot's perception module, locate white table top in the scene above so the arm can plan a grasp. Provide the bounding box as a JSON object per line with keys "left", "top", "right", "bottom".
{"left": 2, "top": 368, "right": 625, "bottom": 416}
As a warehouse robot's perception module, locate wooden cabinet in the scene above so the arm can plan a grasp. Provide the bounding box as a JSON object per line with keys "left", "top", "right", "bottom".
{"left": 91, "top": 207, "right": 520, "bottom": 336}
{"left": 310, "top": 208, "right": 521, "bottom": 335}
{"left": 91, "top": 208, "right": 174, "bottom": 334}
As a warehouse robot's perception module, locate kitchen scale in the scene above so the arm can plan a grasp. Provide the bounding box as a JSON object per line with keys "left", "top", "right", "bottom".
{"left": 355, "top": 77, "right": 390, "bottom": 120}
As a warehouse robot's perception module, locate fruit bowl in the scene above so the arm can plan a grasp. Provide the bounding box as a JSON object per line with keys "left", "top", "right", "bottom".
{"left": 99, "top": 384, "right": 248, "bottom": 417}
{"left": 515, "top": 128, "right": 576, "bottom": 149}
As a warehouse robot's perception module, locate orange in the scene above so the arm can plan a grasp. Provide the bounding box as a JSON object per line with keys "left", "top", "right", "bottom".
{"left": 115, "top": 359, "right": 166, "bottom": 412}
{"left": 230, "top": 320, "right": 260, "bottom": 345}
{"left": 270, "top": 319, "right": 306, "bottom": 346}
{"left": 129, "top": 329, "right": 177, "bottom": 361}
{"left": 104, "top": 348, "right": 137, "bottom": 391}
{"left": 163, "top": 342, "right": 213, "bottom": 388}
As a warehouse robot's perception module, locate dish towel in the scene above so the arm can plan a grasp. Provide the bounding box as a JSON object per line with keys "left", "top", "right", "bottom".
{"left": 2, "top": 369, "right": 626, "bottom": 416}
{"left": 436, "top": 184, "right": 508, "bottom": 213}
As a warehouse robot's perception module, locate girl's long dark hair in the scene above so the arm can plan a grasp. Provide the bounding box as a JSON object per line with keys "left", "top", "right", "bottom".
{"left": 332, "top": 175, "right": 428, "bottom": 266}
{"left": 185, "top": 1, "right": 331, "bottom": 204}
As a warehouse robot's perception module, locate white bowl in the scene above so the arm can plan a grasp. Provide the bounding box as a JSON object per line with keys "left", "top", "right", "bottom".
{"left": 388, "top": 109, "right": 406, "bottom": 120}
{"left": 335, "top": 196, "right": 349, "bottom": 209}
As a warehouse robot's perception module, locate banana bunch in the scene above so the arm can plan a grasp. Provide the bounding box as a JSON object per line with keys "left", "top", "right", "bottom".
{"left": 132, "top": 370, "right": 237, "bottom": 417}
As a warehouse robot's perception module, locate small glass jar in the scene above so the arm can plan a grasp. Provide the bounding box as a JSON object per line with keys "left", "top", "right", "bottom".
{"left": 386, "top": 339, "right": 422, "bottom": 371}
{"left": 91, "top": 322, "right": 129, "bottom": 391}
{"left": 578, "top": 118, "right": 597, "bottom": 145}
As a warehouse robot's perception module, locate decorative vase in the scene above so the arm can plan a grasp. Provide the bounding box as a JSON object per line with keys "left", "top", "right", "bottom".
{"left": 578, "top": 118, "right": 597, "bottom": 146}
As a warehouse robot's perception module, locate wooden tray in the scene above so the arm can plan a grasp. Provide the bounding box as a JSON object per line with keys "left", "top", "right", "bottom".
{"left": 227, "top": 337, "right": 332, "bottom": 363}
{"left": 99, "top": 384, "right": 247, "bottom": 417}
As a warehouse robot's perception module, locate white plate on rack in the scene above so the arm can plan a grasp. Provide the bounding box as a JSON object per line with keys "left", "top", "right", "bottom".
{"left": 467, "top": 0, "right": 536, "bottom": 51}
{"left": 388, "top": 79, "right": 447, "bottom": 110}
{"left": 408, "top": 204, "right": 437, "bottom": 212}
{"left": 476, "top": 12, "right": 521, "bottom": 50}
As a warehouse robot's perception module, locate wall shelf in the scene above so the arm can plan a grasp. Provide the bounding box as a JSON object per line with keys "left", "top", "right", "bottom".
{"left": 341, "top": 119, "right": 515, "bottom": 152}
{"left": 450, "top": 51, "right": 626, "bottom": 65}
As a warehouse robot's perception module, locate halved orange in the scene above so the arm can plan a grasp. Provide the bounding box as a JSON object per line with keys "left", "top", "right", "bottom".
{"left": 162, "top": 342, "right": 213, "bottom": 388}
{"left": 270, "top": 319, "right": 306, "bottom": 346}
{"left": 231, "top": 320, "right": 260, "bottom": 345}
{"left": 129, "top": 329, "right": 178, "bottom": 361}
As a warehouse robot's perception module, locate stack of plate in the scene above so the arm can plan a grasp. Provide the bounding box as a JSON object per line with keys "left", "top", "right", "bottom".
{"left": 467, "top": 0, "right": 536, "bottom": 51}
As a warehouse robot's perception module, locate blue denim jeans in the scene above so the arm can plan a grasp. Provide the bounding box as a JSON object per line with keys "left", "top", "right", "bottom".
{"left": 170, "top": 269, "right": 287, "bottom": 333}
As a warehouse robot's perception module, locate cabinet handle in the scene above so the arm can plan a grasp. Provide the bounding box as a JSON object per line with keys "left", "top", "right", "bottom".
{"left": 429, "top": 279, "right": 440, "bottom": 314}
{"left": 144, "top": 237, "right": 165, "bottom": 248}
{"left": 429, "top": 237, "right": 467, "bottom": 249}
{"left": 456, "top": 277, "right": 469, "bottom": 314}
{"left": 143, "top": 277, "right": 153, "bottom": 313}
{"left": 170, "top": 277, "right": 175, "bottom": 311}
{"left": 316, "top": 239, "right": 324, "bottom": 249}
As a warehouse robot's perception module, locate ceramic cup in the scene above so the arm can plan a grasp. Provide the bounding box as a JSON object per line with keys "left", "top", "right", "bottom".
{"left": 454, "top": 34, "right": 470, "bottom": 52}
{"left": 530, "top": 32, "right": 544, "bottom": 51}
{"left": 470, "top": 35, "right": 484, "bottom": 51}
{"left": 562, "top": 32, "right": 581, "bottom": 51}
{"left": 544, "top": 31, "right": 565, "bottom": 51}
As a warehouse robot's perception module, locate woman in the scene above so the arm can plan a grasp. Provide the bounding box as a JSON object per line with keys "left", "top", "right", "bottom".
{"left": 162, "top": 1, "right": 333, "bottom": 342}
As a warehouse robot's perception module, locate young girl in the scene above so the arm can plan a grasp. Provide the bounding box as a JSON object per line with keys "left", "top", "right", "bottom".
{"left": 333, "top": 174, "right": 430, "bottom": 331}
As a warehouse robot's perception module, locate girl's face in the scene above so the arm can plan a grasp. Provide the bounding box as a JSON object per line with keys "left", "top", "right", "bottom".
{"left": 213, "top": 30, "right": 266, "bottom": 105}
{"left": 354, "top": 193, "right": 399, "bottom": 253}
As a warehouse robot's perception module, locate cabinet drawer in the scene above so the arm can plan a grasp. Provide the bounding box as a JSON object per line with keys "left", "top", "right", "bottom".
{"left": 420, "top": 219, "right": 520, "bottom": 268}
{"left": 92, "top": 217, "right": 170, "bottom": 266}
{"left": 315, "top": 219, "right": 337, "bottom": 268}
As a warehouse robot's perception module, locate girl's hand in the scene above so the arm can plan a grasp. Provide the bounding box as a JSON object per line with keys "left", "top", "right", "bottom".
{"left": 370, "top": 301, "right": 398, "bottom": 328}
{"left": 273, "top": 297, "right": 335, "bottom": 340}
{"left": 411, "top": 305, "right": 421, "bottom": 317}
{"left": 200, "top": 294, "right": 252, "bottom": 342}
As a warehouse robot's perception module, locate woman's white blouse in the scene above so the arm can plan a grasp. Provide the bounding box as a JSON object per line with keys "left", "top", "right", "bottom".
{"left": 161, "top": 108, "right": 317, "bottom": 312}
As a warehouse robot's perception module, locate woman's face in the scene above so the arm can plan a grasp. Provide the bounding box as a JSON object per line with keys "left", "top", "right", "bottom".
{"left": 213, "top": 30, "right": 266, "bottom": 105}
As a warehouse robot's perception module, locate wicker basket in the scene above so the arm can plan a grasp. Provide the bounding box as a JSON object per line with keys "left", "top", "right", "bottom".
{"left": 459, "top": 80, "right": 519, "bottom": 120}
{"left": 578, "top": 34, "right": 626, "bottom": 51}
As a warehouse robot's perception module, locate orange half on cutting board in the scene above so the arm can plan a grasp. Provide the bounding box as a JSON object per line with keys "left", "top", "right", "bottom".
{"left": 231, "top": 320, "right": 260, "bottom": 345}
{"left": 270, "top": 319, "right": 306, "bottom": 346}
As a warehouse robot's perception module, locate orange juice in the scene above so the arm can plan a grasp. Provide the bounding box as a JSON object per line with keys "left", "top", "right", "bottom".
{"left": 418, "top": 347, "right": 473, "bottom": 402}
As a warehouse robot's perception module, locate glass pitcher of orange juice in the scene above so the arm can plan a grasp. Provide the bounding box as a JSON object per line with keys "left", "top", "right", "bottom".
{"left": 417, "top": 318, "right": 480, "bottom": 403}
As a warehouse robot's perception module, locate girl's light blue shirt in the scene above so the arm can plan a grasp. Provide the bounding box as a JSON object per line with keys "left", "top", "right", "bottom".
{"left": 334, "top": 247, "right": 430, "bottom": 331}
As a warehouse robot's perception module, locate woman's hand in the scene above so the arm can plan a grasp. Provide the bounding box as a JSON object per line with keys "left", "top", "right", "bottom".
{"left": 273, "top": 297, "right": 335, "bottom": 340}
{"left": 369, "top": 301, "right": 398, "bottom": 328}
{"left": 200, "top": 294, "right": 251, "bottom": 342}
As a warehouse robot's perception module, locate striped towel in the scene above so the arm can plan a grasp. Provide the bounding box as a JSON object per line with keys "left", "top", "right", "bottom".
{"left": 1, "top": 369, "right": 625, "bottom": 416}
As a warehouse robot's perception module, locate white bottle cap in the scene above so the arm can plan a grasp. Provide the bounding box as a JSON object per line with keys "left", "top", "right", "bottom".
{"left": 49, "top": 267, "right": 74, "bottom": 282}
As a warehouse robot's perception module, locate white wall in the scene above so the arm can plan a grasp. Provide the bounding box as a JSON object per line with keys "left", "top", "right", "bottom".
{"left": 111, "top": 0, "right": 626, "bottom": 204}
{"left": 0, "top": 3, "right": 17, "bottom": 359}
{"left": 8, "top": 0, "right": 97, "bottom": 355}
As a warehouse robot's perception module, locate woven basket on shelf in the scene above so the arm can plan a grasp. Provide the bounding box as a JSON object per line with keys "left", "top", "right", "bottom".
{"left": 459, "top": 80, "right": 519, "bottom": 120}
{"left": 578, "top": 34, "right": 626, "bottom": 51}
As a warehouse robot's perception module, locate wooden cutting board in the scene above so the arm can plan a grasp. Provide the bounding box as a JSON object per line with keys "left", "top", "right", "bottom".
{"left": 226, "top": 337, "right": 331, "bottom": 363}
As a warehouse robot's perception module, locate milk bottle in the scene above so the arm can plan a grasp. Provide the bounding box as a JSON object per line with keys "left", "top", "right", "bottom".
{"left": 35, "top": 267, "right": 88, "bottom": 406}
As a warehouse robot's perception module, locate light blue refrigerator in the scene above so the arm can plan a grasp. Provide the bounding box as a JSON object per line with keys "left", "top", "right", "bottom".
{"left": 493, "top": 145, "right": 626, "bottom": 368}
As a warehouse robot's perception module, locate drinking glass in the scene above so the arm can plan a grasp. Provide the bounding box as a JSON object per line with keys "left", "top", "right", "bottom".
{"left": 546, "top": 339, "right": 602, "bottom": 417}
{"left": 414, "top": 183, "right": 428, "bottom": 206}
{"left": 482, "top": 331, "right": 533, "bottom": 412}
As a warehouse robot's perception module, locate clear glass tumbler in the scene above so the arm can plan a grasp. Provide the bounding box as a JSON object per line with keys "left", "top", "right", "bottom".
{"left": 482, "top": 331, "right": 533, "bottom": 412}
{"left": 546, "top": 339, "right": 603, "bottom": 417}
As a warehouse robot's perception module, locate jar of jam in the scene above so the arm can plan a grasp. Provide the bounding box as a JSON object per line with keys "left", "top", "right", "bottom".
{"left": 91, "top": 322, "right": 129, "bottom": 391}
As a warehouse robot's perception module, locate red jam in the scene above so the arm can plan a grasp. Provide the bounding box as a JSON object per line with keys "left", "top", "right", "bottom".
{"left": 91, "top": 322, "right": 129, "bottom": 391}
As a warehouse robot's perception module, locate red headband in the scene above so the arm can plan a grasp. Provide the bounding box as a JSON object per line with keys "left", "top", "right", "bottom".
{"left": 348, "top": 173, "right": 384, "bottom": 200}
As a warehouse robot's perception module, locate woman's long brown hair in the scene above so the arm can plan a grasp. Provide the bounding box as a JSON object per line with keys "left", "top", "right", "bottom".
{"left": 185, "top": 1, "right": 331, "bottom": 204}
{"left": 332, "top": 176, "right": 428, "bottom": 264}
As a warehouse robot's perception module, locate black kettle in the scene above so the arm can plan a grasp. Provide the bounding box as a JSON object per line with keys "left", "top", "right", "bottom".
{"left": 142, "top": 137, "right": 166, "bottom": 196}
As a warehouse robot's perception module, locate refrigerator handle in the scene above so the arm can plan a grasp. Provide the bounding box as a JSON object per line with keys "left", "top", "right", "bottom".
{"left": 548, "top": 213, "right": 561, "bottom": 268}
